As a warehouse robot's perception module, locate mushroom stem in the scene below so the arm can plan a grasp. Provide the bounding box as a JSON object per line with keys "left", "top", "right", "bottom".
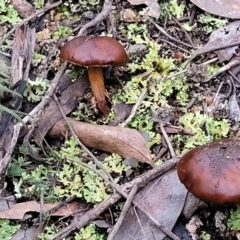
{"left": 88, "top": 67, "right": 110, "bottom": 116}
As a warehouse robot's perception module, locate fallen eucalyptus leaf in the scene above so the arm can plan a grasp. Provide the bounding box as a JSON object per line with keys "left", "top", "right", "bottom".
{"left": 12, "top": 227, "right": 38, "bottom": 240}
{"left": 114, "top": 170, "right": 187, "bottom": 240}
{"left": 127, "top": 0, "right": 160, "bottom": 18}
{"left": 190, "top": 0, "right": 240, "bottom": 19}
{"left": 0, "top": 200, "right": 87, "bottom": 219}
{"left": 189, "top": 21, "right": 240, "bottom": 64}
{"left": 47, "top": 118, "right": 154, "bottom": 166}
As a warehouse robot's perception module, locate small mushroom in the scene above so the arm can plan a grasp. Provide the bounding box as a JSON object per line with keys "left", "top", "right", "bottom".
{"left": 177, "top": 139, "right": 240, "bottom": 205}
{"left": 60, "top": 36, "right": 127, "bottom": 116}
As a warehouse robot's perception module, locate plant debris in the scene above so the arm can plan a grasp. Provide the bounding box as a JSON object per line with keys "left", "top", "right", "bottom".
{"left": 1, "top": 0, "right": 240, "bottom": 239}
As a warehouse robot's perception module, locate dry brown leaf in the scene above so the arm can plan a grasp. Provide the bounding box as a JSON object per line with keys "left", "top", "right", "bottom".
{"left": 114, "top": 170, "right": 187, "bottom": 239}
{"left": 47, "top": 118, "right": 154, "bottom": 166}
{"left": 12, "top": 227, "right": 38, "bottom": 240}
{"left": 36, "top": 29, "right": 51, "bottom": 42}
{"left": 190, "top": 0, "right": 240, "bottom": 19}
{"left": 0, "top": 200, "right": 87, "bottom": 219}
{"left": 122, "top": 9, "right": 138, "bottom": 23}
{"left": 127, "top": 0, "right": 160, "bottom": 18}
{"left": 187, "top": 21, "right": 240, "bottom": 64}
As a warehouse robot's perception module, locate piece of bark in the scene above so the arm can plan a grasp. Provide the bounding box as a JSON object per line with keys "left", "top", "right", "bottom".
{"left": 47, "top": 118, "right": 154, "bottom": 166}
{"left": 33, "top": 74, "right": 90, "bottom": 146}
{"left": 11, "top": 25, "right": 36, "bottom": 84}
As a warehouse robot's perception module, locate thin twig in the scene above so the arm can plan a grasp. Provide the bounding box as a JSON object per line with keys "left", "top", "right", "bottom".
{"left": 120, "top": 88, "right": 147, "bottom": 127}
{"left": 21, "top": 62, "right": 68, "bottom": 125}
{"left": 132, "top": 175, "right": 180, "bottom": 240}
{"left": 159, "top": 38, "right": 191, "bottom": 53}
{"left": 160, "top": 124, "right": 175, "bottom": 158}
{"left": 0, "top": 63, "right": 67, "bottom": 184}
{"left": 228, "top": 70, "right": 240, "bottom": 85}
{"left": 50, "top": 157, "right": 179, "bottom": 239}
{"left": 0, "top": 123, "right": 20, "bottom": 183}
{"left": 186, "top": 97, "right": 197, "bottom": 109}
{"left": 212, "top": 81, "right": 224, "bottom": 106}
{"left": 77, "top": 0, "right": 112, "bottom": 35}
{"left": 39, "top": 189, "right": 44, "bottom": 226}
{"left": 139, "top": 209, "right": 180, "bottom": 240}
{"left": 134, "top": 207, "right": 148, "bottom": 240}
{"left": 164, "top": 57, "right": 218, "bottom": 81}
{"left": 0, "top": 1, "right": 62, "bottom": 45}
{"left": 53, "top": 94, "right": 114, "bottom": 183}
{"left": 207, "top": 60, "right": 240, "bottom": 81}
{"left": 68, "top": 157, "right": 128, "bottom": 199}
{"left": 47, "top": 197, "right": 76, "bottom": 215}
{"left": 172, "top": 17, "right": 194, "bottom": 47}
{"left": 147, "top": 16, "right": 193, "bottom": 49}
{"left": 107, "top": 184, "right": 138, "bottom": 240}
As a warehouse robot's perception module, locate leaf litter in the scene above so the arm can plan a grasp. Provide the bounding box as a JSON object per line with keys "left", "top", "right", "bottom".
{"left": 1, "top": 0, "right": 240, "bottom": 239}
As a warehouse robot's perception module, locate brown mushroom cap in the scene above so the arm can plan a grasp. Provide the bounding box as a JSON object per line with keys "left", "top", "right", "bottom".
{"left": 60, "top": 36, "right": 127, "bottom": 67}
{"left": 177, "top": 139, "right": 240, "bottom": 205}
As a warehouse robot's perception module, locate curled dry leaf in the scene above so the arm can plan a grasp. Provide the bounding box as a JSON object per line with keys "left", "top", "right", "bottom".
{"left": 127, "top": 0, "right": 160, "bottom": 19}
{"left": 47, "top": 118, "right": 154, "bottom": 166}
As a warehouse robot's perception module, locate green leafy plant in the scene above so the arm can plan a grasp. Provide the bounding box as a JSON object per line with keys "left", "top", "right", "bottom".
{"left": 39, "top": 223, "right": 105, "bottom": 240}
{"left": 8, "top": 156, "right": 31, "bottom": 177}
{"left": 52, "top": 139, "right": 131, "bottom": 203}
{"left": 0, "top": 0, "right": 21, "bottom": 24}
{"left": 75, "top": 224, "right": 105, "bottom": 240}
{"left": 38, "top": 225, "right": 56, "bottom": 240}
{"left": 32, "top": 52, "right": 46, "bottom": 66}
{"left": 52, "top": 26, "right": 71, "bottom": 40}
{"left": 159, "top": 0, "right": 185, "bottom": 19}
{"left": 104, "top": 153, "right": 130, "bottom": 175}
{"left": 34, "top": 0, "right": 44, "bottom": 9}
{"left": 227, "top": 206, "right": 240, "bottom": 231}
{"left": 24, "top": 78, "right": 49, "bottom": 102}
{"left": 0, "top": 220, "right": 20, "bottom": 240}
{"left": 16, "top": 137, "right": 110, "bottom": 203}
{"left": 20, "top": 164, "right": 55, "bottom": 201}
{"left": 68, "top": 64, "right": 85, "bottom": 81}
{"left": 182, "top": 23, "right": 196, "bottom": 32}
{"left": 120, "top": 23, "right": 188, "bottom": 109}
{"left": 198, "top": 13, "right": 227, "bottom": 33}
{"left": 72, "top": 102, "right": 93, "bottom": 123}
{"left": 112, "top": 23, "right": 188, "bottom": 153}
{"left": 200, "top": 231, "right": 211, "bottom": 240}
{"left": 176, "top": 112, "right": 229, "bottom": 151}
